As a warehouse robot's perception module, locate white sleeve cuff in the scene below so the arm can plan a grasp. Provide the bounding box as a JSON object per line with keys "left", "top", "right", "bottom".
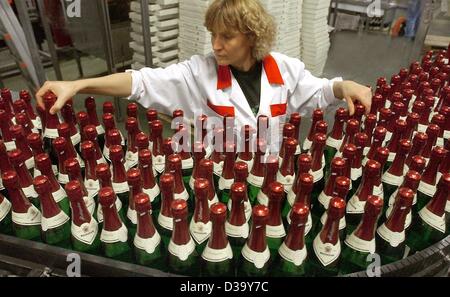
{"left": 125, "top": 69, "right": 143, "bottom": 101}
{"left": 323, "top": 77, "right": 343, "bottom": 105}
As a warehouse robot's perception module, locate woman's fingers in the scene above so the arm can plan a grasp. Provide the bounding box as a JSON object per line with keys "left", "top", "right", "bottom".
{"left": 35, "top": 81, "right": 50, "bottom": 109}
{"left": 345, "top": 97, "right": 355, "bottom": 116}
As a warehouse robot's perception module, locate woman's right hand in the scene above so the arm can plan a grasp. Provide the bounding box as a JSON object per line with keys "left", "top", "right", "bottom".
{"left": 35, "top": 80, "right": 80, "bottom": 115}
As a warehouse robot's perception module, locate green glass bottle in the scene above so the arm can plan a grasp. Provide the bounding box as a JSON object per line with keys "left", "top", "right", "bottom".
{"left": 56, "top": 122, "right": 84, "bottom": 173}
{"left": 309, "top": 133, "right": 327, "bottom": 210}
{"left": 124, "top": 117, "right": 140, "bottom": 169}
{"left": 417, "top": 146, "right": 447, "bottom": 211}
{"left": 126, "top": 168, "right": 145, "bottom": 240}
{"left": 166, "top": 154, "right": 190, "bottom": 205}
{"left": 218, "top": 141, "right": 236, "bottom": 205}
{"left": 189, "top": 140, "right": 206, "bottom": 198}
{"left": 52, "top": 137, "right": 70, "bottom": 188}
{"left": 174, "top": 122, "right": 194, "bottom": 186}
{"left": 84, "top": 97, "right": 105, "bottom": 151}
{"left": 372, "top": 146, "right": 390, "bottom": 200}
{"left": 84, "top": 124, "right": 108, "bottom": 165}
{"left": 237, "top": 204, "right": 271, "bottom": 277}
{"left": 247, "top": 138, "right": 267, "bottom": 204}
{"left": 407, "top": 173, "right": 449, "bottom": 253}
{"left": 133, "top": 192, "right": 165, "bottom": 270}
{"left": 109, "top": 145, "right": 132, "bottom": 210}
{"left": 266, "top": 181, "right": 286, "bottom": 258}
{"left": 384, "top": 119, "right": 407, "bottom": 169}
{"left": 168, "top": 199, "right": 200, "bottom": 276}
{"left": 404, "top": 132, "right": 428, "bottom": 172}
{"left": 346, "top": 160, "right": 381, "bottom": 232}
{"left": 33, "top": 175, "right": 71, "bottom": 248}
{"left": 236, "top": 125, "right": 255, "bottom": 174}
{"left": 382, "top": 139, "right": 412, "bottom": 200}
{"left": 139, "top": 149, "right": 161, "bottom": 212}
{"left": 277, "top": 137, "right": 297, "bottom": 195}
{"left": 362, "top": 126, "right": 386, "bottom": 169}
{"left": 211, "top": 126, "right": 225, "bottom": 188}
{"left": 302, "top": 109, "right": 323, "bottom": 152}
{"left": 335, "top": 119, "right": 359, "bottom": 160}
{"left": 10, "top": 124, "right": 35, "bottom": 173}
{"left": 65, "top": 180, "right": 101, "bottom": 255}
{"left": 0, "top": 192, "right": 13, "bottom": 235}
{"left": 339, "top": 195, "right": 383, "bottom": 275}
{"left": 65, "top": 158, "right": 96, "bottom": 217}
{"left": 41, "top": 92, "right": 61, "bottom": 168}
{"left": 8, "top": 148, "right": 39, "bottom": 207}
{"left": 35, "top": 152, "right": 71, "bottom": 216}
{"left": 225, "top": 182, "right": 249, "bottom": 257}
{"left": 324, "top": 108, "right": 348, "bottom": 174}
{"left": 198, "top": 159, "right": 220, "bottom": 208}
{"left": 271, "top": 203, "right": 309, "bottom": 277}
{"left": 348, "top": 132, "right": 369, "bottom": 198}
{"left": 0, "top": 140, "right": 14, "bottom": 197}
{"left": 256, "top": 154, "right": 279, "bottom": 206}
{"left": 284, "top": 153, "right": 312, "bottom": 219}
{"left": 278, "top": 123, "right": 295, "bottom": 162}
{"left": 309, "top": 197, "right": 346, "bottom": 276}
{"left": 339, "top": 143, "right": 357, "bottom": 199}
{"left": 2, "top": 171, "right": 41, "bottom": 241}
{"left": 156, "top": 173, "right": 175, "bottom": 247}
{"left": 361, "top": 113, "right": 377, "bottom": 159}
{"left": 201, "top": 202, "right": 234, "bottom": 277}
{"left": 150, "top": 120, "right": 165, "bottom": 176}
{"left": 190, "top": 178, "right": 212, "bottom": 254}
{"left": 227, "top": 162, "right": 252, "bottom": 221}
{"left": 376, "top": 187, "right": 414, "bottom": 265}
{"left": 98, "top": 186, "right": 133, "bottom": 262}
{"left": 288, "top": 113, "right": 302, "bottom": 160}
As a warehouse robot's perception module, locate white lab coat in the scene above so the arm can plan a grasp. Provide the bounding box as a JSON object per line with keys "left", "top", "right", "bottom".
{"left": 127, "top": 52, "right": 342, "bottom": 151}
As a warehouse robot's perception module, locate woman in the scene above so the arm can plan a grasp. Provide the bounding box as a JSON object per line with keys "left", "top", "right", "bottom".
{"left": 36, "top": 0, "right": 371, "bottom": 141}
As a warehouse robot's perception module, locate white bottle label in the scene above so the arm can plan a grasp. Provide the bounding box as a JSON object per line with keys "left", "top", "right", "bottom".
{"left": 346, "top": 195, "right": 367, "bottom": 214}
{"left": 103, "top": 146, "right": 110, "bottom": 161}
{"left": 418, "top": 180, "right": 437, "bottom": 197}
{"left": 125, "top": 151, "right": 139, "bottom": 168}
{"left": 168, "top": 237, "right": 196, "bottom": 261}
{"left": 351, "top": 167, "right": 362, "bottom": 181}
{"left": 44, "top": 128, "right": 59, "bottom": 139}
{"left": 181, "top": 157, "right": 194, "bottom": 169}
{"left": 302, "top": 138, "right": 312, "bottom": 152}
{"left": 385, "top": 204, "right": 412, "bottom": 229}
{"left": 312, "top": 236, "right": 341, "bottom": 267}
{"left": 134, "top": 231, "right": 161, "bottom": 254}
{"left": 152, "top": 155, "right": 165, "bottom": 173}
{"left": 213, "top": 161, "right": 224, "bottom": 176}
{"left": 201, "top": 242, "right": 233, "bottom": 263}
{"left": 419, "top": 207, "right": 446, "bottom": 234}
{"left": 387, "top": 152, "right": 396, "bottom": 163}
{"left": 0, "top": 198, "right": 12, "bottom": 222}
{"left": 189, "top": 220, "right": 212, "bottom": 244}
{"left": 174, "top": 188, "right": 189, "bottom": 201}
{"left": 318, "top": 191, "right": 333, "bottom": 209}
{"left": 76, "top": 153, "right": 85, "bottom": 167}
{"left": 382, "top": 171, "right": 404, "bottom": 187}
{"left": 4, "top": 141, "right": 16, "bottom": 151}
{"left": 320, "top": 213, "right": 347, "bottom": 230}
{"left": 287, "top": 188, "right": 296, "bottom": 206}
{"left": 157, "top": 213, "right": 173, "bottom": 231}
{"left": 218, "top": 177, "right": 234, "bottom": 191}
{"left": 373, "top": 183, "right": 384, "bottom": 199}
{"left": 143, "top": 184, "right": 160, "bottom": 202}
{"left": 276, "top": 172, "right": 295, "bottom": 193}
{"left": 444, "top": 130, "right": 450, "bottom": 140}
{"left": 41, "top": 211, "right": 69, "bottom": 232}
{"left": 345, "top": 233, "right": 375, "bottom": 254}
{"left": 58, "top": 173, "right": 70, "bottom": 185}
{"left": 96, "top": 125, "right": 105, "bottom": 135}
{"left": 127, "top": 207, "right": 137, "bottom": 225}
{"left": 278, "top": 242, "right": 307, "bottom": 266}
{"left": 266, "top": 224, "right": 286, "bottom": 238}
{"left": 22, "top": 185, "right": 38, "bottom": 198}
{"left": 70, "top": 132, "right": 81, "bottom": 146}
{"left": 326, "top": 136, "right": 342, "bottom": 149}
{"left": 12, "top": 205, "right": 41, "bottom": 226}
{"left": 204, "top": 145, "right": 212, "bottom": 159}
{"left": 257, "top": 190, "right": 268, "bottom": 206}
{"left": 83, "top": 196, "right": 96, "bottom": 216}
{"left": 208, "top": 194, "right": 220, "bottom": 208}
{"left": 247, "top": 173, "right": 264, "bottom": 187}
{"left": 241, "top": 243, "right": 270, "bottom": 269}
{"left": 417, "top": 123, "right": 428, "bottom": 133}
{"left": 311, "top": 168, "right": 324, "bottom": 183}
{"left": 377, "top": 223, "right": 405, "bottom": 248}
{"left": 71, "top": 218, "right": 98, "bottom": 245}
{"left": 32, "top": 117, "right": 42, "bottom": 130}
{"left": 85, "top": 179, "right": 100, "bottom": 199}
{"left": 24, "top": 157, "right": 35, "bottom": 169}
{"left": 225, "top": 221, "right": 249, "bottom": 239}
{"left": 446, "top": 200, "right": 450, "bottom": 213}
{"left": 52, "top": 187, "right": 67, "bottom": 203}
{"left": 112, "top": 181, "right": 129, "bottom": 194}
{"left": 96, "top": 198, "right": 122, "bottom": 224}
{"left": 100, "top": 223, "right": 128, "bottom": 243}
{"left": 189, "top": 176, "right": 195, "bottom": 190}
{"left": 287, "top": 212, "right": 313, "bottom": 236}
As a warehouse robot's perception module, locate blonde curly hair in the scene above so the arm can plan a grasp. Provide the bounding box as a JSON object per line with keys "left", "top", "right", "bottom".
{"left": 204, "top": 0, "right": 276, "bottom": 61}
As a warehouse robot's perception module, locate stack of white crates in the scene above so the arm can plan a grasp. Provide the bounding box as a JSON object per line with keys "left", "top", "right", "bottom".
{"left": 129, "top": 0, "right": 180, "bottom": 70}
{"left": 260, "top": 0, "right": 302, "bottom": 59}
{"left": 301, "top": 0, "right": 331, "bottom": 76}
{"left": 178, "top": 0, "right": 212, "bottom": 62}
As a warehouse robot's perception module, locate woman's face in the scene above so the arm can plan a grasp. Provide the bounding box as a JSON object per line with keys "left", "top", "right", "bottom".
{"left": 211, "top": 28, "right": 254, "bottom": 68}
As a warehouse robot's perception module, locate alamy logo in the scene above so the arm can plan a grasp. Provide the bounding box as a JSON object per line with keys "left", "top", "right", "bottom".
{"left": 367, "top": 0, "right": 383, "bottom": 18}
{"left": 66, "top": 0, "right": 81, "bottom": 18}
{"left": 66, "top": 253, "right": 81, "bottom": 277}
{"left": 366, "top": 253, "right": 381, "bottom": 277}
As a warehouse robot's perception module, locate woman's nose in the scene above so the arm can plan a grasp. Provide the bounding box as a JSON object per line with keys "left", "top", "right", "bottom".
{"left": 212, "top": 36, "right": 223, "bottom": 51}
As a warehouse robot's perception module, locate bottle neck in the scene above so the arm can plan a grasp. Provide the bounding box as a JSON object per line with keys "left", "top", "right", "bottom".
{"left": 99, "top": 175, "right": 112, "bottom": 188}
{"left": 129, "top": 182, "right": 142, "bottom": 211}
{"left": 388, "top": 151, "right": 408, "bottom": 177}
{"left": 160, "top": 190, "right": 174, "bottom": 218}
{"left": 8, "top": 187, "right": 32, "bottom": 213}
{"left": 102, "top": 202, "right": 123, "bottom": 231}
{"left": 280, "top": 150, "right": 295, "bottom": 176}
{"left": 311, "top": 142, "right": 325, "bottom": 172}
{"left": 111, "top": 159, "right": 127, "bottom": 183}
{"left": 139, "top": 162, "right": 156, "bottom": 189}
{"left": 56, "top": 150, "right": 68, "bottom": 174}
{"left": 426, "top": 183, "right": 448, "bottom": 217}
{"left": 44, "top": 111, "right": 60, "bottom": 130}
{"left": 193, "top": 196, "right": 210, "bottom": 224}
{"left": 366, "top": 137, "right": 384, "bottom": 160}
{"left": 151, "top": 132, "right": 163, "bottom": 156}
{"left": 229, "top": 196, "right": 246, "bottom": 226}
{"left": 320, "top": 214, "right": 341, "bottom": 245}
{"left": 354, "top": 212, "right": 379, "bottom": 241}
{"left": 127, "top": 131, "right": 138, "bottom": 153}
{"left": 267, "top": 198, "right": 283, "bottom": 226}
{"left": 385, "top": 201, "right": 410, "bottom": 233}
{"left": 84, "top": 157, "right": 98, "bottom": 181}
{"left": 208, "top": 216, "right": 228, "bottom": 249}
{"left": 222, "top": 152, "right": 235, "bottom": 180}
{"left": 40, "top": 191, "right": 62, "bottom": 219}
{"left": 262, "top": 166, "right": 277, "bottom": 194}
{"left": 355, "top": 174, "right": 375, "bottom": 202}
{"left": 171, "top": 214, "right": 190, "bottom": 245}
{"left": 247, "top": 219, "right": 267, "bottom": 252}
{"left": 324, "top": 171, "right": 340, "bottom": 196}
{"left": 70, "top": 198, "right": 92, "bottom": 226}
{"left": 238, "top": 136, "right": 252, "bottom": 161}
{"left": 422, "top": 158, "right": 442, "bottom": 185}
{"left": 329, "top": 119, "right": 345, "bottom": 140}
{"left": 13, "top": 161, "right": 33, "bottom": 188}
{"left": 136, "top": 210, "right": 156, "bottom": 238}
{"left": 284, "top": 219, "right": 306, "bottom": 250}
{"left": 0, "top": 152, "right": 13, "bottom": 173}
{"left": 250, "top": 153, "right": 265, "bottom": 177}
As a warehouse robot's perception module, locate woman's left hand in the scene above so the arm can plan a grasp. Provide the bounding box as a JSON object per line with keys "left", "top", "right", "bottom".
{"left": 333, "top": 80, "right": 372, "bottom": 116}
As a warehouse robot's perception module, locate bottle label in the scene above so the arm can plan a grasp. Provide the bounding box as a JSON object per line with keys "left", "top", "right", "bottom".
{"left": 417, "top": 123, "right": 428, "bottom": 133}
{"left": 12, "top": 205, "right": 41, "bottom": 226}
{"left": 4, "top": 141, "right": 16, "bottom": 151}
{"left": 76, "top": 153, "right": 85, "bottom": 167}
{"left": 181, "top": 157, "right": 194, "bottom": 169}
{"left": 218, "top": 177, "right": 234, "bottom": 191}
{"left": 377, "top": 223, "right": 405, "bottom": 248}
{"left": 257, "top": 190, "right": 268, "bottom": 206}
{"left": 247, "top": 173, "right": 264, "bottom": 187}
{"left": 189, "top": 176, "right": 195, "bottom": 190}
{"left": 0, "top": 198, "right": 12, "bottom": 222}
{"left": 189, "top": 220, "right": 212, "bottom": 244}
{"left": 134, "top": 231, "right": 161, "bottom": 254}
{"left": 278, "top": 242, "right": 307, "bottom": 266}
{"left": 202, "top": 242, "right": 233, "bottom": 263}
{"left": 287, "top": 188, "right": 296, "bottom": 206}
{"left": 287, "top": 212, "right": 313, "bottom": 235}
{"left": 71, "top": 132, "right": 81, "bottom": 146}
{"left": 345, "top": 233, "right": 375, "bottom": 254}
{"left": 58, "top": 173, "right": 70, "bottom": 185}
{"left": 127, "top": 208, "right": 137, "bottom": 225}
{"left": 326, "top": 136, "right": 342, "bottom": 149}
{"left": 373, "top": 183, "right": 383, "bottom": 198}
{"left": 44, "top": 128, "right": 59, "bottom": 139}
{"left": 313, "top": 236, "right": 341, "bottom": 267}
{"left": 143, "top": 184, "right": 160, "bottom": 202}
{"left": 311, "top": 168, "right": 324, "bottom": 183}
{"left": 85, "top": 179, "right": 100, "bottom": 199}
{"left": 0, "top": 178, "right": 4, "bottom": 190}
{"left": 302, "top": 138, "right": 312, "bottom": 152}
{"left": 52, "top": 187, "right": 67, "bottom": 203}
{"left": 241, "top": 243, "right": 270, "bottom": 269}
{"left": 32, "top": 117, "right": 42, "bottom": 130}
{"left": 208, "top": 194, "right": 220, "bottom": 208}
{"left": 112, "top": 181, "right": 129, "bottom": 194}
{"left": 419, "top": 207, "right": 446, "bottom": 234}
{"left": 444, "top": 130, "right": 450, "bottom": 140}
{"left": 97, "top": 198, "right": 122, "bottom": 224}
{"left": 276, "top": 172, "right": 295, "bottom": 192}
{"left": 174, "top": 188, "right": 189, "bottom": 201}
{"left": 446, "top": 200, "right": 450, "bottom": 213}
{"left": 387, "top": 152, "right": 396, "bottom": 163}
{"left": 225, "top": 221, "right": 249, "bottom": 239}
{"left": 266, "top": 224, "right": 286, "bottom": 238}
{"left": 125, "top": 151, "right": 139, "bottom": 168}
{"left": 213, "top": 160, "right": 224, "bottom": 176}
{"left": 100, "top": 223, "right": 128, "bottom": 243}
{"left": 96, "top": 156, "right": 107, "bottom": 165}
{"left": 41, "top": 210, "right": 69, "bottom": 232}
{"left": 346, "top": 195, "right": 367, "bottom": 214}
{"left": 22, "top": 185, "right": 39, "bottom": 198}
{"left": 351, "top": 167, "right": 362, "bottom": 181}
{"left": 436, "top": 137, "right": 444, "bottom": 148}
{"left": 363, "top": 147, "right": 370, "bottom": 158}
{"left": 157, "top": 213, "right": 173, "bottom": 231}
{"left": 384, "top": 131, "right": 392, "bottom": 144}
{"left": 83, "top": 196, "right": 96, "bottom": 216}
{"left": 24, "top": 157, "right": 35, "bottom": 169}
{"left": 72, "top": 217, "right": 98, "bottom": 245}
{"left": 382, "top": 171, "right": 403, "bottom": 187}
{"left": 103, "top": 146, "right": 110, "bottom": 161}
{"left": 152, "top": 155, "right": 165, "bottom": 173}
{"left": 318, "top": 191, "right": 332, "bottom": 209}
{"left": 227, "top": 199, "right": 251, "bottom": 222}
{"left": 168, "top": 237, "right": 196, "bottom": 261}
{"left": 418, "top": 181, "right": 436, "bottom": 197}
{"left": 320, "top": 213, "right": 346, "bottom": 230}
{"left": 96, "top": 125, "right": 105, "bottom": 135}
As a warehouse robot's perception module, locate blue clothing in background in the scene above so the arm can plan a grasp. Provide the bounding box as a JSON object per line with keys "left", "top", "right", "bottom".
{"left": 405, "top": 0, "right": 422, "bottom": 37}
